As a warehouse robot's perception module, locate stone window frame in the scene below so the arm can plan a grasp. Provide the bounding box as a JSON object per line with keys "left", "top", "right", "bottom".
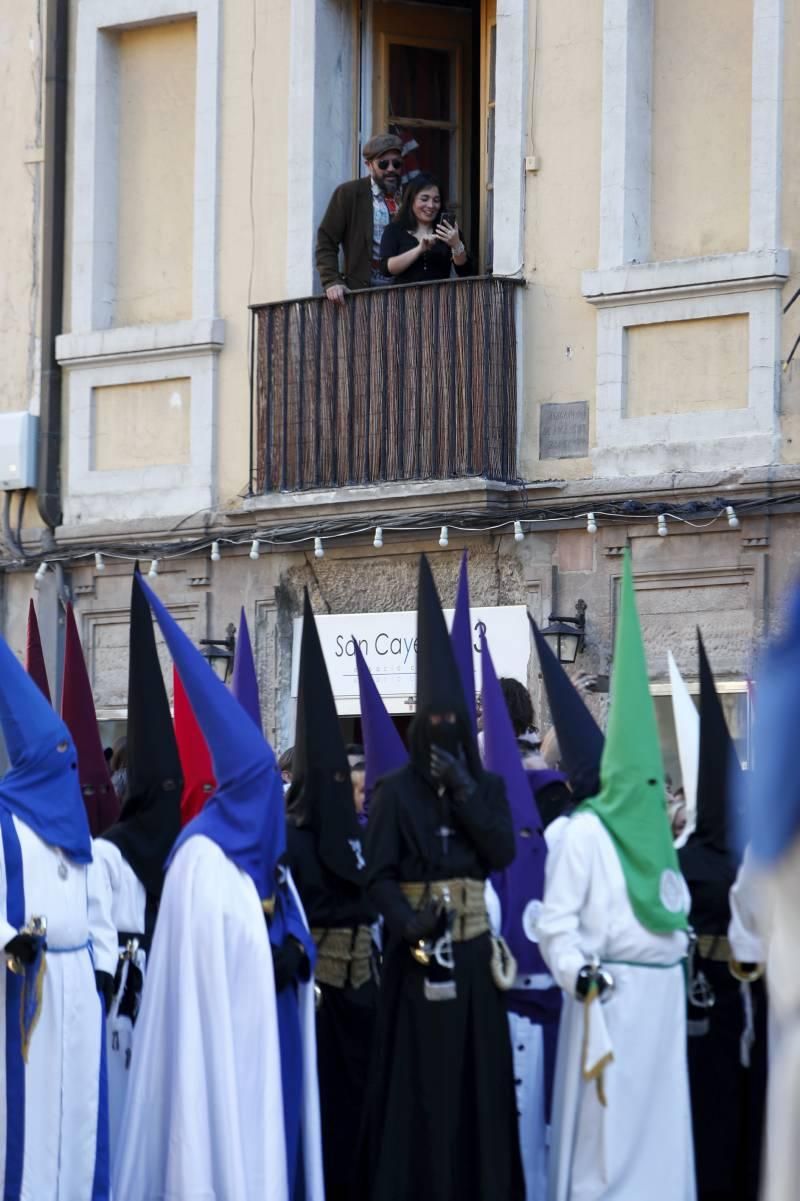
{"left": 582, "top": 0, "right": 788, "bottom": 475}
{"left": 59, "top": 0, "right": 223, "bottom": 522}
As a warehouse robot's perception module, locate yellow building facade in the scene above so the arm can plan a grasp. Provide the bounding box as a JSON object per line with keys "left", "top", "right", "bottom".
{"left": 1, "top": 0, "right": 799, "bottom": 769}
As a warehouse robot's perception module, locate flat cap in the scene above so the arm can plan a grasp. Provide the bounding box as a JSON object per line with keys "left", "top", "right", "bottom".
{"left": 362, "top": 132, "right": 403, "bottom": 161}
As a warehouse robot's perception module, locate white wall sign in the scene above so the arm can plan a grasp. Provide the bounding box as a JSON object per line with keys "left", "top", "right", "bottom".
{"left": 291, "top": 606, "right": 531, "bottom": 715}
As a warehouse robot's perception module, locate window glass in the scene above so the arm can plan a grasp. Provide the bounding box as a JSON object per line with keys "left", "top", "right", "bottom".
{"left": 389, "top": 44, "right": 451, "bottom": 122}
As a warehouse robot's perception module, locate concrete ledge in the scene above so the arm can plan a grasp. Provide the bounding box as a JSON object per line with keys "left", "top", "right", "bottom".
{"left": 582, "top": 248, "right": 790, "bottom": 306}
{"left": 56, "top": 319, "right": 226, "bottom": 365}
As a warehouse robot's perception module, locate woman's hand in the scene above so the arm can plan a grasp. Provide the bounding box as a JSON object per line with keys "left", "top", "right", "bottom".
{"left": 416, "top": 233, "right": 436, "bottom": 253}
{"left": 435, "top": 220, "right": 461, "bottom": 249}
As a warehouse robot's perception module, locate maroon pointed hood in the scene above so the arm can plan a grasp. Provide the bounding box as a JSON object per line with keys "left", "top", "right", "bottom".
{"left": 61, "top": 603, "right": 120, "bottom": 836}
{"left": 25, "top": 600, "right": 52, "bottom": 704}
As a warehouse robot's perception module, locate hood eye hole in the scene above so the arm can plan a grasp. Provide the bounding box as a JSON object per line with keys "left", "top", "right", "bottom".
{"left": 334, "top": 771, "right": 347, "bottom": 783}
{"left": 163, "top": 779, "right": 176, "bottom": 791}
{"left": 56, "top": 740, "right": 69, "bottom": 753}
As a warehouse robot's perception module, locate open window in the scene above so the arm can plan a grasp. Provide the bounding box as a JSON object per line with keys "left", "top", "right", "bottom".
{"left": 366, "top": 0, "right": 495, "bottom": 269}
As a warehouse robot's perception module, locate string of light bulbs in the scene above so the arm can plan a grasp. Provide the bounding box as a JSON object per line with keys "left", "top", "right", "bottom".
{"left": 22, "top": 495, "right": 759, "bottom": 584}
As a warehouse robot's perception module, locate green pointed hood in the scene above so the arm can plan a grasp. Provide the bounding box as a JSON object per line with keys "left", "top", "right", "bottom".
{"left": 580, "top": 550, "right": 688, "bottom": 933}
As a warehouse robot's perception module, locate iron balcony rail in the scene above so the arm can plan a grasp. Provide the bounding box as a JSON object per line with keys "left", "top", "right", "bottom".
{"left": 249, "top": 274, "right": 520, "bottom": 494}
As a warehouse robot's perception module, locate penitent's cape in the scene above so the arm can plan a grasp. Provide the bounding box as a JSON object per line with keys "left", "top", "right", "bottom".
{"left": 230, "top": 607, "right": 323, "bottom": 1201}
{"left": 112, "top": 580, "right": 289, "bottom": 1201}
{"left": 580, "top": 551, "right": 688, "bottom": 934}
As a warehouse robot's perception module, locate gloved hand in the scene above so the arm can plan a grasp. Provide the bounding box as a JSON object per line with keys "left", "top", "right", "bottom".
{"left": 4, "top": 932, "right": 40, "bottom": 966}
{"left": 575, "top": 963, "right": 614, "bottom": 1002}
{"left": 95, "top": 970, "right": 114, "bottom": 1011}
{"left": 402, "top": 901, "right": 449, "bottom": 946}
{"left": 429, "top": 746, "right": 476, "bottom": 803}
{"left": 272, "top": 937, "right": 308, "bottom": 993}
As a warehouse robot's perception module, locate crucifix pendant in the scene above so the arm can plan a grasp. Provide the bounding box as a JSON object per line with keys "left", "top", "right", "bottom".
{"left": 436, "top": 825, "right": 454, "bottom": 856}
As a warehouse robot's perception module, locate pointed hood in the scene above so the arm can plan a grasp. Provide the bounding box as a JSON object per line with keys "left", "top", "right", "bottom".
{"left": 101, "top": 572, "right": 183, "bottom": 898}
{"left": 138, "top": 577, "right": 284, "bottom": 899}
{"left": 530, "top": 616, "right": 604, "bottom": 801}
{"left": 353, "top": 640, "right": 409, "bottom": 805}
{"left": 449, "top": 551, "right": 478, "bottom": 735}
{"left": 61, "top": 602, "right": 120, "bottom": 836}
{"left": 25, "top": 600, "right": 52, "bottom": 704}
{"left": 0, "top": 632, "right": 91, "bottom": 862}
{"left": 173, "top": 668, "right": 216, "bottom": 825}
{"left": 413, "top": 555, "right": 480, "bottom": 775}
{"left": 482, "top": 632, "right": 549, "bottom": 974}
{"left": 581, "top": 551, "right": 688, "bottom": 933}
{"left": 286, "top": 590, "right": 366, "bottom": 886}
{"left": 231, "top": 609, "right": 261, "bottom": 732}
{"left": 741, "top": 579, "right": 800, "bottom": 863}
{"left": 678, "top": 633, "right": 740, "bottom": 929}
{"left": 667, "top": 650, "right": 699, "bottom": 848}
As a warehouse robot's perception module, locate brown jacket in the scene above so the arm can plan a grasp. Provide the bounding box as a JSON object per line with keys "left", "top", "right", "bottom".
{"left": 315, "top": 176, "right": 374, "bottom": 292}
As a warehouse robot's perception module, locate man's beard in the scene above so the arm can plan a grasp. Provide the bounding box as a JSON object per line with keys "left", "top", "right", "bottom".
{"left": 380, "top": 175, "right": 400, "bottom": 195}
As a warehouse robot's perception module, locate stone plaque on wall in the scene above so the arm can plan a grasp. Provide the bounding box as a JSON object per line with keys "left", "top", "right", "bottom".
{"left": 539, "top": 401, "right": 589, "bottom": 459}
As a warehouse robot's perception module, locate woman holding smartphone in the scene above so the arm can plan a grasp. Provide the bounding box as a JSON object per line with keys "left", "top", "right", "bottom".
{"left": 379, "top": 173, "right": 472, "bottom": 284}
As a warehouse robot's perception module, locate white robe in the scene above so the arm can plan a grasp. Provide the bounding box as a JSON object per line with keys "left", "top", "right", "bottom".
{"left": 0, "top": 815, "right": 106, "bottom": 1200}
{"left": 89, "top": 838, "right": 148, "bottom": 1169}
{"left": 113, "top": 834, "right": 288, "bottom": 1201}
{"left": 537, "top": 811, "right": 695, "bottom": 1201}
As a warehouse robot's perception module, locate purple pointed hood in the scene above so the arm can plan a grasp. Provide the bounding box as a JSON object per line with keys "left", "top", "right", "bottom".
{"left": 450, "top": 551, "right": 478, "bottom": 735}
{"left": 481, "top": 633, "right": 549, "bottom": 976}
{"left": 353, "top": 641, "right": 409, "bottom": 806}
{"left": 231, "top": 609, "right": 262, "bottom": 732}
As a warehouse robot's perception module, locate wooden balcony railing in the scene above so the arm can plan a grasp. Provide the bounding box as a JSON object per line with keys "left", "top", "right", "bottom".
{"left": 250, "top": 275, "right": 519, "bottom": 493}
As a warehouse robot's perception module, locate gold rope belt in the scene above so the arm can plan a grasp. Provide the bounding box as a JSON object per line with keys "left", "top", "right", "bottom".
{"left": 310, "top": 925, "right": 373, "bottom": 989}
{"left": 400, "top": 878, "right": 489, "bottom": 943}
{"left": 696, "top": 934, "right": 732, "bottom": 963}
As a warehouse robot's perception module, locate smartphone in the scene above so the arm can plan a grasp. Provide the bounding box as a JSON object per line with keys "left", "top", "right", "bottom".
{"left": 440, "top": 210, "right": 455, "bottom": 227}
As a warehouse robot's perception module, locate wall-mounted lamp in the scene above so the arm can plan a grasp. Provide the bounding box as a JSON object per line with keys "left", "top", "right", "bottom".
{"left": 199, "top": 622, "right": 237, "bottom": 681}
{"left": 540, "top": 599, "right": 587, "bottom": 664}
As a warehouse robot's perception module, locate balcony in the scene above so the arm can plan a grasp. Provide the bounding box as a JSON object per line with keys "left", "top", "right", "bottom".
{"left": 249, "top": 276, "right": 520, "bottom": 494}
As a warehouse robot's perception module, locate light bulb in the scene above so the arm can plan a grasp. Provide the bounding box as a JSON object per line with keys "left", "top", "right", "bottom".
{"left": 249, "top": 539, "right": 260, "bottom": 560}
{"left": 148, "top": 558, "right": 159, "bottom": 578}
{"left": 94, "top": 551, "right": 105, "bottom": 571}
{"left": 210, "top": 541, "right": 221, "bottom": 562}
{"left": 314, "top": 536, "right": 324, "bottom": 559}
{"left": 439, "top": 526, "right": 449, "bottom": 548}
{"left": 373, "top": 526, "right": 383, "bottom": 549}
{"left": 34, "top": 561, "right": 48, "bottom": 583}
{"left": 657, "top": 515, "right": 668, "bottom": 538}
{"left": 586, "top": 512, "right": 597, "bottom": 534}
{"left": 725, "top": 505, "right": 740, "bottom": 530}
{"left": 513, "top": 520, "right": 524, "bottom": 543}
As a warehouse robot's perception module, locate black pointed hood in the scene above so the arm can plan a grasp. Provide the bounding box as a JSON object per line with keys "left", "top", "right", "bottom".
{"left": 678, "top": 631, "right": 740, "bottom": 929}
{"left": 102, "top": 570, "right": 183, "bottom": 898}
{"left": 530, "top": 615, "right": 604, "bottom": 801}
{"left": 287, "top": 589, "right": 366, "bottom": 887}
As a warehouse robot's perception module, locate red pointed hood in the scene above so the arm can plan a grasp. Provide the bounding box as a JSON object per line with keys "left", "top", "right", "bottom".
{"left": 173, "top": 666, "right": 216, "bottom": 826}
{"left": 60, "top": 602, "right": 120, "bottom": 836}
{"left": 25, "top": 600, "right": 52, "bottom": 704}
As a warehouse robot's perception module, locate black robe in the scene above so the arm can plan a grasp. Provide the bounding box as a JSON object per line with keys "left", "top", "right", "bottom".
{"left": 682, "top": 851, "right": 768, "bottom": 1201}
{"left": 358, "top": 762, "right": 525, "bottom": 1201}
{"left": 286, "top": 822, "right": 378, "bottom": 1201}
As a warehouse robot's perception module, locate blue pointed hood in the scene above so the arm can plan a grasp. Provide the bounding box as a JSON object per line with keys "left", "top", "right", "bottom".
{"left": 0, "top": 632, "right": 91, "bottom": 862}
{"left": 741, "top": 579, "right": 800, "bottom": 863}
{"left": 450, "top": 551, "right": 478, "bottom": 735}
{"left": 353, "top": 640, "right": 409, "bottom": 804}
{"left": 140, "top": 578, "right": 284, "bottom": 899}
{"left": 231, "top": 608, "right": 262, "bottom": 732}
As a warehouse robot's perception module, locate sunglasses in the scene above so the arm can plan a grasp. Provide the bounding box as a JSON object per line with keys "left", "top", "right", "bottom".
{"left": 376, "top": 158, "right": 403, "bottom": 170}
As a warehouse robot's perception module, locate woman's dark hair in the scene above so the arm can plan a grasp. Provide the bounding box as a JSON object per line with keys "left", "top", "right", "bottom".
{"left": 499, "top": 678, "right": 535, "bottom": 737}
{"left": 394, "top": 173, "right": 443, "bottom": 231}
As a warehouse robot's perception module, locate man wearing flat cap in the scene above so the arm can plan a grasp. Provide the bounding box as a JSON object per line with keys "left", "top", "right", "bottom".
{"left": 315, "top": 133, "right": 404, "bottom": 303}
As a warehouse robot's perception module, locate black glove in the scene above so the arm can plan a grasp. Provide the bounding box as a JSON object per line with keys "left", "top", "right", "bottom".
{"left": 575, "top": 963, "right": 614, "bottom": 1002}
{"left": 272, "top": 938, "right": 308, "bottom": 993}
{"left": 4, "top": 933, "right": 40, "bottom": 966}
{"left": 402, "top": 901, "right": 449, "bottom": 946}
{"left": 95, "top": 970, "right": 114, "bottom": 1011}
{"left": 429, "top": 746, "right": 477, "bottom": 803}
